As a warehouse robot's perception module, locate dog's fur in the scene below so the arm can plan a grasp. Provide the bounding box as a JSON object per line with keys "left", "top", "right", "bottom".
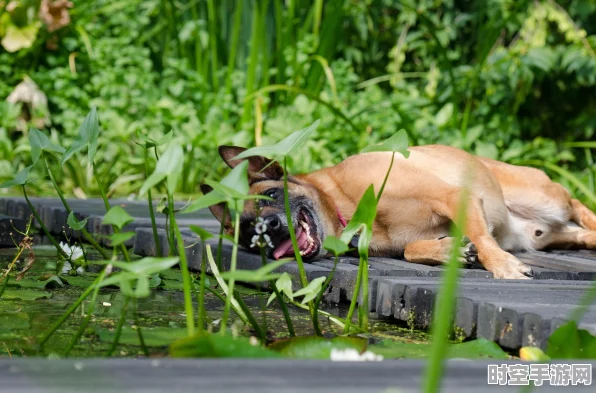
{"left": 205, "top": 144, "right": 596, "bottom": 279}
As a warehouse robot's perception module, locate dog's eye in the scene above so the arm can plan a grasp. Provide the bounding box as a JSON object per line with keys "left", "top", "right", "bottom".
{"left": 264, "top": 188, "right": 278, "bottom": 199}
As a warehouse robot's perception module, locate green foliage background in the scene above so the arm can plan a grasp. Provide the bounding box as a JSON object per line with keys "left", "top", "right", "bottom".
{"left": 1, "top": 0, "right": 595, "bottom": 208}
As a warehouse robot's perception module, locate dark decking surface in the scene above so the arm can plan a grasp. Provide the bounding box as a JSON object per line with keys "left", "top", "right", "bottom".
{"left": 2, "top": 197, "right": 596, "bottom": 351}
{"left": 2, "top": 358, "right": 595, "bottom": 393}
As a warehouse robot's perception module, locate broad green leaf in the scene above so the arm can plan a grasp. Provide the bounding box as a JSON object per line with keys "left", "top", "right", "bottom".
{"left": 267, "top": 272, "right": 293, "bottom": 306}
{"left": 340, "top": 185, "right": 377, "bottom": 255}
{"left": 475, "top": 141, "right": 499, "bottom": 160}
{"left": 67, "top": 211, "right": 88, "bottom": 230}
{"left": 181, "top": 190, "right": 226, "bottom": 214}
{"left": 361, "top": 129, "right": 410, "bottom": 158}
{"left": 107, "top": 231, "right": 136, "bottom": 247}
{"left": 170, "top": 333, "right": 281, "bottom": 358}
{"left": 1, "top": 289, "right": 52, "bottom": 300}
{"left": 1, "top": 22, "right": 40, "bottom": 52}
{"left": 0, "top": 165, "right": 33, "bottom": 188}
{"left": 220, "top": 159, "right": 250, "bottom": 196}
{"left": 547, "top": 321, "right": 596, "bottom": 359}
{"left": 102, "top": 206, "right": 134, "bottom": 230}
{"left": 61, "top": 107, "right": 100, "bottom": 166}
{"left": 93, "top": 257, "right": 179, "bottom": 276}
{"left": 435, "top": 102, "right": 454, "bottom": 127}
{"left": 219, "top": 259, "right": 291, "bottom": 282}
{"left": 323, "top": 236, "right": 350, "bottom": 256}
{"left": 369, "top": 338, "right": 508, "bottom": 359}
{"left": 269, "top": 336, "right": 367, "bottom": 359}
{"left": 293, "top": 276, "right": 326, "bottom": 305}
{"left": 13, "top": 276, "right": 64, "bottom": 289}
{"left": 234, "top": 120, "right": 320, "bottom": 160}
{"left": 29, "top": 128, "right": 65, "bottom": 164}
{"left": 139, "top": 142, "right": 184, "bottom": 195}
{"left": 61, "top": 275, "right": 96, "bottom": 289}
{"left": 97, "top": 326, "right": 187, "bottom": 347}
{"left": 219, "top": 270, "right": 282, "bottom": 283}
{"left": 519, "top": 346, "right": 550, "bottom": 361}
{"left": 189, "top": 225, "right": 214, "bottom": 241}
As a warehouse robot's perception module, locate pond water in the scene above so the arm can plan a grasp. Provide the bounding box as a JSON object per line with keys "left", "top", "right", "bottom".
{"left": 0, "top": 247, "right": 430, "bottom": 358}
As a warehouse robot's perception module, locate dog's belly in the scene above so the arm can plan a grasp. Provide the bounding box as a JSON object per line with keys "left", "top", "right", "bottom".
{"left": 369, "top": 198, "right": 452, "bottom": 256}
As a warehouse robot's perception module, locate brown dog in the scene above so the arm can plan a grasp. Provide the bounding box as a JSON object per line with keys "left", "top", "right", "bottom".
{"left": 204, "top": 144, "right": 596, "bottom": 279}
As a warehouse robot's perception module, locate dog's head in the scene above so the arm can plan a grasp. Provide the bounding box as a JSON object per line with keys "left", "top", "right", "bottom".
{"left": 203, "top": 145, "right": 340, "bottom": 261}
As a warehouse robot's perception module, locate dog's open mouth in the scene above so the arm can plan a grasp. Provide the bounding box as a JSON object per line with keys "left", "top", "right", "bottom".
{"left": 272, "top": 209, "right": 319, "bottom": 260}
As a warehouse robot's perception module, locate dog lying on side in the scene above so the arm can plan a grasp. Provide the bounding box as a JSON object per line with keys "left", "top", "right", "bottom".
{"left": 204, "top": 144, "right": 596, "bottom": 279}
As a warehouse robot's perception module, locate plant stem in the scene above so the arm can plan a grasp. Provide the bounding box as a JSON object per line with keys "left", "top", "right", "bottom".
{"left": 342, "top": 256, "right": 363, "bottom": 334}
{"left": 0, "top": 241, "right": 27, "bottom": 298}
{"left": 197, "top": 239, "right": 207, "bottom": 333}
{"left": 42, "top": 155, "right": 109, "bottom": 259}
{"left": 422, "top": 187, "right": 469, "bottom": 393}
{"left": 377, "top": 152, "right": 395, "bottom": 203}
{"left": 215, "top": 207, "right": 227, "bottom": 271}
{"left": 282, "top": 158, "right": 318, "bottom": 331}
{"left": 64, "top": 268, "right": 108, "bottom": 356}
{"left": 168, "top": 192, "right": 195, "bottom": 336}
{"left": 133, "top": 298, "right": 150, "bottom": 357}
{"left": 22, "top": 186, "right": 68, "bottom": 259}
{"left": 106, "top": 296, "right": 130, "bottom": 357}
{"left": 219, "top": 208, "right": 241, "bottom": 335}
{"left": 92, "top": 164, "right": 130, "bottom": 262}
{"left": 313, "top": 255, "right": 339, "bottom": 336}
{"left": 260, "top": 247, "right": 295, "bottom": 337}
{"left": 206, "top": 0, "right": 219, "bottom": 91}
{"left": 144, "top": 148, "right": 162, "bottom": 257}
{"left": 232, "top": 290, "right": 266, "bottom": 342}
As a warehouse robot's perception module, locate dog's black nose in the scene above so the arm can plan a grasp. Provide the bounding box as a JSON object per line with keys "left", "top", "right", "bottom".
{"left": 265, "top": 215, "right": 281, "bottom": 231}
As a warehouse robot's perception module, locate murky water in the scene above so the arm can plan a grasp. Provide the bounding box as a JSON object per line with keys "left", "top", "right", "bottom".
{"left": 0, "top": 246, "right": 430, "bottom": 358}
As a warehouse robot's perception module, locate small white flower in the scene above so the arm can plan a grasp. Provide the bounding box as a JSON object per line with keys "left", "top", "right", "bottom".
{"left": 262, "top": 234, "right": 274, "bottom": 248}
{"left": 59, "top": 242, "right": 84, "bottom": 262}
{"left": 61, "top": 261, "right": 72, "bottom": 275}
{"left": 250, "top": 235, "right": 259, "bottom": 248}
{"left": 76, "top": 266, "right": 86, "bottom": 275}
{"left": 330, "top": 348, "right": 383, "bottom": 362}
{"left": 250, "top": 233, "right": 274, "bottom": 249}
{"left": 255, "top": 217, "right": 267, "bottom": 235}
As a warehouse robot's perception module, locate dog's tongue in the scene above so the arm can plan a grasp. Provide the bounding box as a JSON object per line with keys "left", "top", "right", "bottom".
{"left": 273, "top": 227, "right": 306, "bottom": 260}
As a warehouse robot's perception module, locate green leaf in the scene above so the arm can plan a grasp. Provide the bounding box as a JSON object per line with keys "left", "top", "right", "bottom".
{"left": 267, "top": 272, "right": 294, "bottom": 306}
{"left": 369, "top": 338, "right": 508, "bottom": 359}
{"left": 139, "top": 142, "right": 184, "bottom": 195}
{"left": 181, "top": 189, "right": 227, "bottom": 214}
{"left": 189, "top": 225, "right": 214, "bottom": 241}
{"left": 1, "top": 289, "right": 52, "bottom": 300}
{"left": 323, "top": 235, "right": 350, "bottom": 256}
{"left": 94, "top": 257, "right": 179, "bottom": 276}
{"left": 269, "top": 336, "right": 367, "bottom": 359}
{"left": 67, "top": 211, "right": 88, "bottom": 231}
{"left": 13, "top": 276, "right": 64, "bottom": 289}
{"left": 102, "top": 206, "right": 134, "bottom": 230}
{"left": 475, "top": 141, "right": 499, "bottom": 160}
{"left": 61, "top": 108, "right": 100, "bottom": 166}
{"left": 340, "top": 184, "right": 377, "bottom": 256}
{"left": 234, "top": 120, "right": 320, "bottom": 160}
{"left": 97, "top": 326, "right": 187, "bottom": 347}
{"left": 547, "top": 321, "right": 596, "bottom": 359}
{"left": 361, "top": 129, "right": 410, "bottom": 158}
{"left": 435, "top": 103, "right": 454, "bottom": 127}
{"left": 520, "top": 346, "right": 550, "bottom": 361}
{"left": 219, "top": 259, "right": 292, "bottom": 283}
{"left": 29, "top": 128, "right": 65, "bottom": 164}
{"left": 0, "top": 165, "right": 33, "bottom": 188}
{"left": 1, "top": 22, "right": 40, "bottom": 52}
{"left": 107, "top": 231, "right": 136, "bottom": 247}
{"left": 293, "top": 276, "right": 326, "bottom": 305}
{"left": 170, "top": 333, "right": 281, "bottom": 358}
{"left": 137, "top": 130, "right": 173, "bottom": 149}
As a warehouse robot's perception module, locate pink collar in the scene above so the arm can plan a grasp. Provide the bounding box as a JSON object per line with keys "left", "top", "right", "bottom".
{"left": 337, "top": 207, "right": 348, "bottom": 228}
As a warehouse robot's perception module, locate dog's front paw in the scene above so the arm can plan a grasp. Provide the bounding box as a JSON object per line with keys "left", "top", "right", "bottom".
{"left": 459, "top": 242, "right": 479, "bottom": 267}
{"left": 489, "top": 252, "right": 534, "bottom": 279}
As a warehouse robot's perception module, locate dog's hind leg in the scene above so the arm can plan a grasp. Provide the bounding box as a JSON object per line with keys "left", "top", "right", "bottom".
{"left": 539, "top": 226, "right": 596, "bottom": 250}
{"left": 570, "top": 199, "right": 596, "bottom": 230}
{"left": 404, "top": 237, "right": 478, "bottom": 266}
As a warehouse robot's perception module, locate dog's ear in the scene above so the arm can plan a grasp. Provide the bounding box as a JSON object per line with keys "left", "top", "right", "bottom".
{"left": 200, "top": 184, "right": 231, "bottom": 228}
{"left": 218, "top": 145, "right": 284, "bottom": 181}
